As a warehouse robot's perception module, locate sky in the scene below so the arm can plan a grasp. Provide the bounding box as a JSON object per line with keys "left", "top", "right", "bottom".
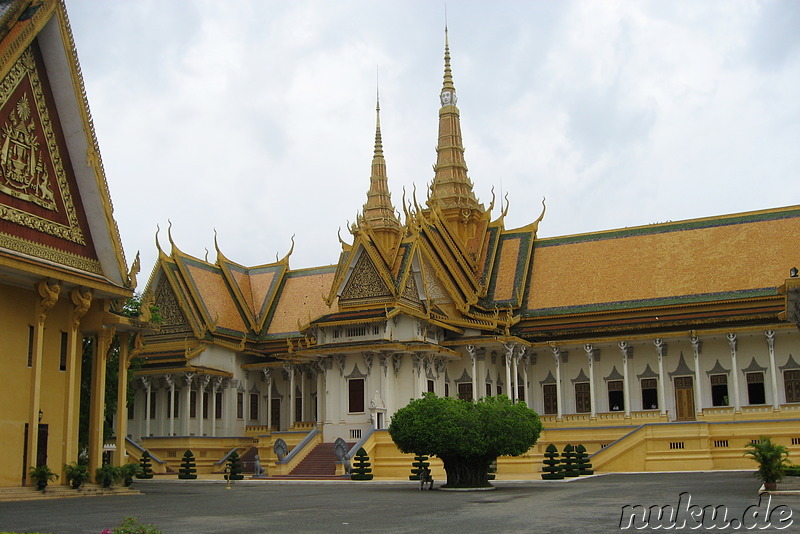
{"left": 65, "top": 0, "right": 800, "bottom": 282}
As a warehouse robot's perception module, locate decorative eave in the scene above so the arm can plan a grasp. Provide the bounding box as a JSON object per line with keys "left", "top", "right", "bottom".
{"left": 134, "top": 365, "right": 233, "bottom": 379}
{"left": 517, "top": 294, "right": 788, "bottom": 342}
{"left": 291, "top": 339, "right": 462, "bottom": 359}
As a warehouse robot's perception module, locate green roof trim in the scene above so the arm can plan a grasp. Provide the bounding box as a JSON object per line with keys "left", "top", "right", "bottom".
{"left": 522, "top": 287, "right": 779, "bottom": 317}
{"left": 535, "top": 207, "right": 800, "bottom": 248}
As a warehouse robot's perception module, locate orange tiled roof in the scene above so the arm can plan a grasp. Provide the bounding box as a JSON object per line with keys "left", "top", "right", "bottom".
{"left": 524, "top": 206, "right": 800, "bottom": 315}
{"left": 266, "top": 266, "right": 337, "bottom": 336}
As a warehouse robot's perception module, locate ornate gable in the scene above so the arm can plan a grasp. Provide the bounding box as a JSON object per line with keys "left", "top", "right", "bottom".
{"left": 339, "top": 248, "right": 392, "bottom": 305}
{"left": 0, "top": 42, "right": 98, "bottom": 271}
{"left": 151, "top": 274, "right": 193, "bottom": 338}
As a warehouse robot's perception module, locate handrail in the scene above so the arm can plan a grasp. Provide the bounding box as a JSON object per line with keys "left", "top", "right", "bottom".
{"left": 215, "top": 447, "right": 241, "bottom": 466}
{"left": 125, "top": 437, "right": 166, "bottom": 465}
{"left": 277, "top": 425, "right": 319, "bottom": 464}
{"left": 346, "top": 424, "right": 375, "bottom": 460}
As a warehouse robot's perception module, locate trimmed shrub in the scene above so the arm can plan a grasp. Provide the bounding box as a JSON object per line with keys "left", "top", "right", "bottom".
{"left": 409, "top": 454, "right": 430, "bottom": 481}
{"left": 137, "top": 451, "right": 154, "bottom": 479}
{"left": 350, "top": 447, "right": 373, "bottom": 481}
{"left": 178, "top": 450, "right": 197, "bottom": 480}
{"left": 227, "top": 451, "right": 244, "bottom": 480}
{"left": 575, "top": 444, "right": 594, "bottom": 475}
{"left": 541, "top": 443, "right": 564, "bottom": 480}
{"left": 785, "top": 465, "right": 800, "bottom": 477}
{"left": 562, "top": 444, "right": 579, "bottom": 478}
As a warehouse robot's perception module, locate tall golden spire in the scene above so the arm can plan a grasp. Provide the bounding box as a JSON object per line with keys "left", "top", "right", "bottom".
{"left": 361, "top": 89, "right": 401, "bottom": 251}
{"left": 428, "top": 26, "right": 482, "bottom": 217}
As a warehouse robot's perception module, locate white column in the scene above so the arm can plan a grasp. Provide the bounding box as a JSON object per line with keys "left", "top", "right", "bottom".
{"left": 727, "top": 334, "right": 742, "bottom": 413}
{"left": 552, "top": 346, "right": 563, "bottom": 420}
{"left": 467, "top": 345, "right": 477, "bottom": 400}
{"left": 299, "top": 367, "right": 307, "bottom": 422}
{"left": 264, "top": 370, "right": 273, "bottom": 430}
{"left": 766, "top": 331, "right": 780, "bottom": 410}
{"left": 183, "top": 373, "right": 194, "bottom": 435}
{"left": 521, "top": 350, "right": 530, "bottom": 407}
{"left": 165, "top": 374, "right": 175, "bottom": 436}
{"left": 211, "top": 377, "right": 222, "bottom": 437}
{"left": 504, "top": 343, "right": 514, "bottom": 401}
{"left": 316, "top": 363, "right": 324, "bottom": 423}
{"left": 477, "top": 349, "right": 486, "bottom": 399}
{"left": 142, "top": 377, "right": 151, "bottom": 437}
{"left": 287, "top": 364, "right": 296, "bottom": 428}
{"left": 584, "top": 344, "right": 597, "bottom": 419}
{"left": 199, "top": 375, "right": 211, "bottom": 436}
{"left": 512, "top": 350, "right": 520, "bottom": 402}
{"left": 691, "top": 335, "right": 703, "bottom": 415}
{"left": 655, "top": 339, "right": 667, "bottom": 417}
{"left": 619, "top": 341, "right": 632, "bottom": 417}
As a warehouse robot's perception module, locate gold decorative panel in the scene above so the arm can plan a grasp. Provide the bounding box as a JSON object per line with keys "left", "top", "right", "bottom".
{"left": 0, "top": 47, "right": 85, "bottom": 244}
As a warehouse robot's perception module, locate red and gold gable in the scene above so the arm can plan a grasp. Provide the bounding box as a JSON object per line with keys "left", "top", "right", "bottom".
{"left": 0, "top": 39, "right": 99, "bottom": 272}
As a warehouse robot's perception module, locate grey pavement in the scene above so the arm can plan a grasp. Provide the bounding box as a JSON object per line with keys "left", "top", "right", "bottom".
{"left": 0, "top": 472, "right": 797, "bottom": 534}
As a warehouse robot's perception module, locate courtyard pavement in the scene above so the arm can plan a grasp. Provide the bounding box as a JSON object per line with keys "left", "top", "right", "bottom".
{"left": 0, "top": 471, "right": 797, "bottom": 533}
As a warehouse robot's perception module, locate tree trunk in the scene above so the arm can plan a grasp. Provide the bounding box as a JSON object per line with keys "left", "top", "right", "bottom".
{"left": 440, "top": 456, "right": 494, "bottom": 488}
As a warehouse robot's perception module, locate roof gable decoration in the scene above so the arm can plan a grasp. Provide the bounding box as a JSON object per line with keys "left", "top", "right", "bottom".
{"left": 146, "top": 263, "right": 201, "bottom": 339}
{"left": 337, "top": 244, "right": 393, "bottom": 306}
{"left": 0, "top": 5, "right": 133, "bottom": 283}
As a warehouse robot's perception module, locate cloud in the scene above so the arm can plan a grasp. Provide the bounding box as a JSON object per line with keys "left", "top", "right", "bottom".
{"left": 65, "top": 0, "right": 800, "bottom": 278}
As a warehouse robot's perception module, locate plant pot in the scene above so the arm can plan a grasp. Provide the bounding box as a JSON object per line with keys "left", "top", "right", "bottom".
{"left": 36, "top": 481, "right": 47, "bottom": 491}
{"left": 71, "top": 480, "right": 82, "bottom": 489}
{"left": 764, "top": 482, "right": 777, "bottom": 491}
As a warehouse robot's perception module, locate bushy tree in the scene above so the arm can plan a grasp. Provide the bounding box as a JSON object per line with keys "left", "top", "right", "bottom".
{"left": 389, "top": 393, "right": 542, "bottom": 488}
{"left": 137, "top": 451, "right": 154, "bottom": 479}
{"left": 575, "top": 444, "right": 593, "bottom": 475}
{"left": 350, "top": 448, "right": 374, "bottom": 481}
{"left": 227, "top": 451, "right": 244, "bottom": 480}
{"left": 178, "top": 450, "right": 197, "bottom": 480}
{"left": 562, "top": 444, "right": 579, "bottom": 477}
{"left": 541, "top": 444, "right": 564, "bottom": 480}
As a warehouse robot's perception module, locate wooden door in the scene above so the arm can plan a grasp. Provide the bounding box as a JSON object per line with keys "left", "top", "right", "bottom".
{"left": 674, "top": 376, "right": 695, "bottom": 421}
{"left": 457, "top": 383, "right": 473, "bottom": 402}
{"left": 36, "top": 424, "right": 48, "bottom": 468}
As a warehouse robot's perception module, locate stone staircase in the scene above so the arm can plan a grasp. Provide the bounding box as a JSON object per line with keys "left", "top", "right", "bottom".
{"left": 0, "top": 483, "right": 139, "bottom": 502}
{"left": 271, "top": 442, "right": 353, "bottom": 480}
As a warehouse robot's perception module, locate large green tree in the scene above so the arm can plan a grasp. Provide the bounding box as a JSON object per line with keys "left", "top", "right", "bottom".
{"left": 389, "top": 393, "right": 542, "bottom": 488}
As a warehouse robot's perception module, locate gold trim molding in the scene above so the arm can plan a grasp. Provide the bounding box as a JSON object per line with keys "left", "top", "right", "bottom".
{"left": 0, "top": 230, "right": 101, "bottom": 273}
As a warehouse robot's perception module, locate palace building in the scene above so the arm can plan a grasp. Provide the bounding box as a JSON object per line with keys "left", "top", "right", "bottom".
{"left": 0, "top": 0, "right": 146, "bottom": 488}
{"left": 128, "top": 32, "right": 800, "bottom": 478}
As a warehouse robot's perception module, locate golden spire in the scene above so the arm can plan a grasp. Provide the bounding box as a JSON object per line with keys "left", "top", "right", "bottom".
{"left": 361, "top": 88, "right": 401, "bottom": 234}
{"left": 428, "top": 26, "right": 482, "bottom": 217}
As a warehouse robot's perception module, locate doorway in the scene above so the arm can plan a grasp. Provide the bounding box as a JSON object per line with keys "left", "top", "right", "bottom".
{"left": 674, "top": 376, "right": 695, "bottom": 420}
{"left": 271, "top": 399, "right": 281, "bottom": 431}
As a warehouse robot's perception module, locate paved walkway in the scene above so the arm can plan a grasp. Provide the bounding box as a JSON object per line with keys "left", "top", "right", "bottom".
{"left": 0, "top": 472, "right": 797, "bottom": 533}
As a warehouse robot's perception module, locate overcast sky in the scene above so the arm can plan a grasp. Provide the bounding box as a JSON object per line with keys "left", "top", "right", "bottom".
{"left": 65, "top": 0, "right": 800, "bottom": 281}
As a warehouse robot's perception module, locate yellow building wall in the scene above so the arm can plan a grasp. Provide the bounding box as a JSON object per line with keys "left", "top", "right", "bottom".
{"left": 0, "top": 284, "right": 109, "bottom": 487}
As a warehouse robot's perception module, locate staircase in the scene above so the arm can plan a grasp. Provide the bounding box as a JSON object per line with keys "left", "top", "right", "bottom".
{"left": 0, "top": 483, "right": 139, "bottom": 502}
{"left": 271, "top": 442, "right": 353, "bottom": 480}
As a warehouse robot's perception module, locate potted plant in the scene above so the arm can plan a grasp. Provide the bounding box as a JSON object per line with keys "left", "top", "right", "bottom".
{"left": 744, "top": 436, "right": 791, "bottom": 491}
{"left": 64, "top": 462, "right": 90, "bottom": 489}
{"left": 95, "top": 464, "right": 122, "bottom": 488}
{"left": 29, "top": 465, "right": 59, "bottom": 491}
{"left": 120, "top": 463, "right": 142, "bottom": 487}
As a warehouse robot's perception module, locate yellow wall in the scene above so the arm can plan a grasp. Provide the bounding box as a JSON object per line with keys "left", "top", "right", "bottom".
{"left": 0, "top": 283, "right": 108, "bottom": 487}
